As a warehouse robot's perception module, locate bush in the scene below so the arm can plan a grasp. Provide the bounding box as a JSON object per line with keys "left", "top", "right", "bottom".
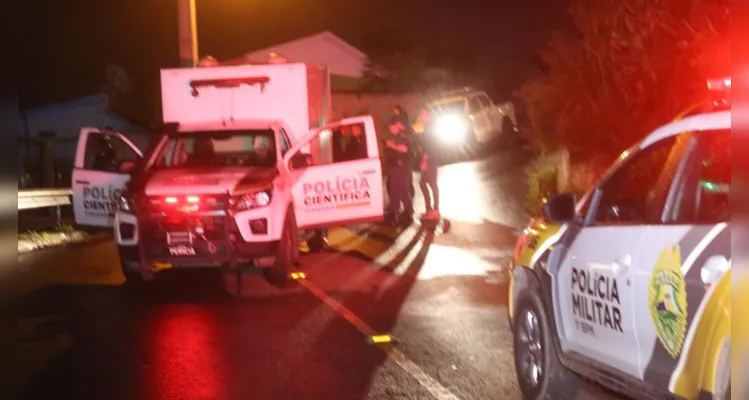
{"left": 525, "top": 161, "right": 559, "bottom": 217}
{"left": 518, "top": 0, "right": 729, "bottom": 162}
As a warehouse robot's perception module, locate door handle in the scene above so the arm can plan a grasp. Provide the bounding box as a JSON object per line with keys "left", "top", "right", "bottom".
{"left": 75, "top": 180, "right": 90, "bottom": 185}
{"left": 613, "top": 254, "right": 632, "bottom": 275}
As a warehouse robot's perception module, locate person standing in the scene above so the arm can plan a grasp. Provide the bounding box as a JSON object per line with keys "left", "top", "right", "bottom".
{"left": 343, "top": 123, "right": 368, "bottom": 161}
{"left": 392, "top": 105, "right": 416, "bottom": 199}
{"left": 392, "top": 105, "right": 409, "bottom": 123}
{"left": 385, "top": 117, "right": 414, "bottom": 226}
{"left": 418, "top": 109, "right": 440, "bottom": 219}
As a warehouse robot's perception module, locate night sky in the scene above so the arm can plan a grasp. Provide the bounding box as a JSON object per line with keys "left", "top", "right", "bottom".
{"left": 20, "top": 0, "right": 569, "bottom": 110}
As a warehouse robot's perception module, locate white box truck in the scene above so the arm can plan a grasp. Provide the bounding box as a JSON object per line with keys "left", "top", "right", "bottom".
{"left": 70, "top": 63, "right": 384, "bottom": 289}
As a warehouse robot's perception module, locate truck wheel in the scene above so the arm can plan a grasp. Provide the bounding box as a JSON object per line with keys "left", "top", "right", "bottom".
{"left": 269, "top": 208, "right": 297, "bottom": 284}
{"left": 307, "top": 229, "right": 328, "bottom": 253}
{"left": 513, "top": 291, "right": 580, "bottom": 400}
{"left": 121, "top": 262, "right": 150, "bottom": 289}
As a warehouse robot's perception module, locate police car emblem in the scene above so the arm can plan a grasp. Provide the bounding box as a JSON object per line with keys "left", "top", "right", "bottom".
{"left": 648, "top": 244, "right": 688, "bottom": 358}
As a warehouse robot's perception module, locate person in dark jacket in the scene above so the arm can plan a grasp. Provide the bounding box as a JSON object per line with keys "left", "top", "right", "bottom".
{"left": 343, "top": 123, "right": 368, "bottom": 161}
{"left": 417, "top": 109, "right": 440, "bottom": 219}
{"left": 92, "top": 136, "right": 119, "bottom": 172}
{"left": 391, "top": 105, "right": 416, "bottom": 199}
{"left": 385, "top": 117, "right": 414, "bottom": 225}
{"left": 392, "top": 105, "right": 409, "bottom": 123}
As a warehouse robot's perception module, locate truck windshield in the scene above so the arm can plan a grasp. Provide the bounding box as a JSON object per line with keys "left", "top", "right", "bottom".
{"left": 430, "top": 99, "right": 466, "bottom": 115}
{"left": 152, "top": 129, "right": 277, "bottom": 169}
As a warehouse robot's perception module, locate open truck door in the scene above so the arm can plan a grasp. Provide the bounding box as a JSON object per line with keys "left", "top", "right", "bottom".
{"left": 284, "top": 116, "right": 384, "bottom": 229}
{"left": 72, "top": 128, "right": 143, "bottom": 227}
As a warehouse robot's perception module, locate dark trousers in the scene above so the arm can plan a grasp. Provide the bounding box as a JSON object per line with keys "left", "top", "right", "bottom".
{"left": 420, "top": 166, "right": 439, "bottom": 211}
{"left": 389, "top": 175, "right": 415, "bottom": 198}
{"left": 388, "top": 164, "right": 414, "bottom": 217}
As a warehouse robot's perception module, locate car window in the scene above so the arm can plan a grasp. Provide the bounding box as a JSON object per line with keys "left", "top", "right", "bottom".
{"left": 84, "top": 133, "right": 139, "bottom": 172}
{"left": 467, "top": 96, "right": 483, "bottom": 113}
{"left": 591, "top": 136, "right": 679, "bottom": 224}
{"left": 152, "top": 129, "right": 277, "bottom": 168}
{"left": 331, "top": 122, "right": 368, "bottom": 163}
{"left": 576, "top": 192, "right": 592, "bottom": 218}
{"left": 279, "top": 129, "right": 291, "bottom": 156}
{"left": 670, "top": 130, "right": 730, "bottom": 224}
{"left": 478, "top": 94, "right": 492, "bottom": 109}
{"left": 430, "top": 99, "right": 466, "bottom": 115}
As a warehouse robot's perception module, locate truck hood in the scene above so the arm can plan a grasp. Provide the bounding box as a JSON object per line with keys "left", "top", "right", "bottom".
{"left": 145, "top": 166, "right": 279, "bottom": 196}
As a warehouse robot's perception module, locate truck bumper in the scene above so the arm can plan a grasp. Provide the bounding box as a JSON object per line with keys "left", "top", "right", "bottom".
{"left": 115, "top": 209, "right": 282, "bottom": 273}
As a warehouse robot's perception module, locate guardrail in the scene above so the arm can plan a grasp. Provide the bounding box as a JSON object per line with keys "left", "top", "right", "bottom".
{"left": 18, "top": 188, "right": 72, "bottom": 227}
{"left": 18, "top": 188, "right": 72, "bottom": 210}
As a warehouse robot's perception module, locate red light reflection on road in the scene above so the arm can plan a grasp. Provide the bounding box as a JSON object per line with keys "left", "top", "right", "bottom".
{"left": 148, "top": 306, "right": 224, "bottom": 400}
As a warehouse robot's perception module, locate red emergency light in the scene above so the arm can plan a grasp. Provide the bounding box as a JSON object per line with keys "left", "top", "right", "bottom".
{"left": 159, "top": 196, "right": 201, "bottom": 212}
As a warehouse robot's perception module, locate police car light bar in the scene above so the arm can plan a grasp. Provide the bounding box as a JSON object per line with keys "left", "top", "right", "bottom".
{"left": 707, "top": 77, "right": 731, "bottom": 91}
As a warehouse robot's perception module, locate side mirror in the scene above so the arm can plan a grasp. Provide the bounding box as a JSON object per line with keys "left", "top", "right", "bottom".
{"left": 542, "top": 192, "right": 577, "bottom": 223}
{"left": 290, "top": 153, "right": 313, "bottom": 170}
{"left": 700, "top": 255, "right": 730, "bottom": 287}
{"left": 118, "top": 160, "right": 137, "bottom": 173}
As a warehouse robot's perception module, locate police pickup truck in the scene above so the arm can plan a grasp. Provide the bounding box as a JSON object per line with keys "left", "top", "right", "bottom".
{"left": 509, "top": 77, "right": 731, "bottom": 400}
{"left": 71, "top": 63, "right": 384, "bottom": 291}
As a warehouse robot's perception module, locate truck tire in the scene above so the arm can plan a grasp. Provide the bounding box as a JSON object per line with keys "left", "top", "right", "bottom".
{"left": 513, "top": 291, "right": 580, "bottom": 400}
{"left": 307, "top": 229, "right": 328, "bottom": 253}
{"left": 121, "top": 262, "right": 148, "bottom": 289}
{"left": 118, "top": 246, "right": 150, "bottom": 287}
{"left": 268, "top": 208, "right": 297, "bottom": 284}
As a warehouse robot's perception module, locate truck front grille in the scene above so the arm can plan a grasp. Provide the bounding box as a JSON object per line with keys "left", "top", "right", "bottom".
{"left": 138, "top": 212, "right": 239, "bottom": 259}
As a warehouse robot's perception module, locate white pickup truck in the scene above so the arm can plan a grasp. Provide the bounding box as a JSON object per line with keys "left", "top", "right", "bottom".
{"left": 71, "top": 62, "right": 385, "bottom": 291}
{"left": 422, "top": 88, "right": 518, "bottom": 149}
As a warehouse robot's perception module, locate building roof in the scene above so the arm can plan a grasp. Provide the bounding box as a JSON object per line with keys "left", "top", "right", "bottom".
{"left": 23, "top": 93, "right": 108, "bottom": 116}
{"left": 223, "top": 31, "right": 368, "bottom": 76}
{"left": 22, "top": 92, "right": 152, "bottom": 132}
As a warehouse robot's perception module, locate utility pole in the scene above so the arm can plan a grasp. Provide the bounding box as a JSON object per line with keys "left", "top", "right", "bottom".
{"left": 177, "top": 0, "right": 199, "bottom": 67}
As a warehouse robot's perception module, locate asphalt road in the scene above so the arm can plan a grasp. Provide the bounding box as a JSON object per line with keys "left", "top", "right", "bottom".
{"left": 12, "top": 144, "right": 622, "bottom": 400}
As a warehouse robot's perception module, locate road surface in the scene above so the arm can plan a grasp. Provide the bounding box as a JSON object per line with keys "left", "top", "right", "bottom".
{"left": 12, "top": 145, "right": 622, "bottom": 400}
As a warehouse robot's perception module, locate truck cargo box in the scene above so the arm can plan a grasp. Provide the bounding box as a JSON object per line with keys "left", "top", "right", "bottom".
{"left": 160, "top": 63, "right": 330, "bottom": 143}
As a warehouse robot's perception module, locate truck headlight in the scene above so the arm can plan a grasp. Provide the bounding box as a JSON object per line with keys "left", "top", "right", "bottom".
{"left": 231, "top": 188, "right": 272, "bottom": 211}
{"left": 435, "top": 114, "right": 468, "bottom": 143}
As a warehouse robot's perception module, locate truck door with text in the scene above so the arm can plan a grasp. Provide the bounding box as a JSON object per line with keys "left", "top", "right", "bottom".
{"left": 285, "top": 116, "right": 384, "bottom": 229}
{"left": 72, "top": 128, "right": 142, "bottom": 227}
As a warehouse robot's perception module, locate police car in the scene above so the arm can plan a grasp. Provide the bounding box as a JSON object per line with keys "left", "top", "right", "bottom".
{"left": 509, "top": 78, "right": 731, "bottom": 400}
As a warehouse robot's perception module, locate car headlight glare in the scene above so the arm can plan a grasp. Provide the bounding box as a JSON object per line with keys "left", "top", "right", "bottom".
{"left": 435, "top": 115, "right": 468, "bottom": 142}
{"left": 117, "top": 194, "right": 135, "bottom": 212}
{"left": 232, "top": 188, "right": 272, "bottom": 211}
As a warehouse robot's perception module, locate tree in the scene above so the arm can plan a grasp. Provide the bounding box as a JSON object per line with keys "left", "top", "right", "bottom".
{"left": 103, "top": 65, "right": 160, "bottom": 128}
{"left": 518, "top": 0, "right": 730, "bottom": 162}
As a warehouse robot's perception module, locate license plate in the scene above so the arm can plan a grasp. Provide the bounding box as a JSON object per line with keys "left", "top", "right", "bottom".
{"left": 168, "top": 245, "right": 196, "bottom": 256}
{"left": 167, "top": 231, "right": 192, "bottom": 245}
